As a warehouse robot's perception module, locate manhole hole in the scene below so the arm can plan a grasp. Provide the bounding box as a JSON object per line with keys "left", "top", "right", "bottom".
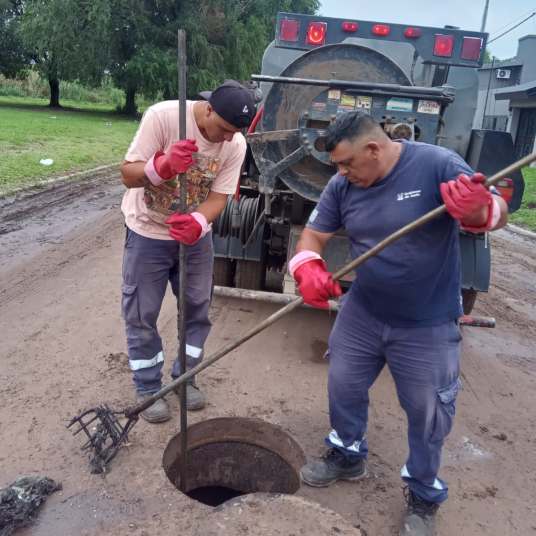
{"left": 162, "top": 417, "right": 305, "bottom": 507}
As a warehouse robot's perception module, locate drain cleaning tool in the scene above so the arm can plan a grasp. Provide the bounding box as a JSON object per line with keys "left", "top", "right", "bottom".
{"left": 68, "top": 152, "right": 536, "bottom": 473}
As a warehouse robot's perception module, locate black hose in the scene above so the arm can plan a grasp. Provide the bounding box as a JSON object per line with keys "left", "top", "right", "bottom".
{"left": 214, "top": 196, "right": 262, "bottom": 245}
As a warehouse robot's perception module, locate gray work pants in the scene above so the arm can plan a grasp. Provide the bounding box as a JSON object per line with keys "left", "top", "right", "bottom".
{"left": 121, "top": 228, "right": 213, "bottom": 395}
{"left": 327, "top": 294, "right": 461, "bottom": 503}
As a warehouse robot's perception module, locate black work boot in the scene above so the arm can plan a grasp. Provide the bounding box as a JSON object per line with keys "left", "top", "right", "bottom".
{"left": 174, "top": 380, "right": 206, "bottom": 411}
{"left": 300, "top": 448, "right": 367, "bottom": 487}
{"left": 399, "top": 488, "right": 440, "bottom": 536}
{"left": 136, "top": 394, "right": 171, "bottom": 423}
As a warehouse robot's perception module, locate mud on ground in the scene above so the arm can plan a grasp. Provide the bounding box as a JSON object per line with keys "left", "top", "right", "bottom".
{"left": 0, "top": 171, "right": 535, "bottom": 535}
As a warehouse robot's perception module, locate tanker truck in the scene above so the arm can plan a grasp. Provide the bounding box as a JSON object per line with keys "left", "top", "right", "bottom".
{"left": 213, "top": 12, "right": 525, "bottom": 314}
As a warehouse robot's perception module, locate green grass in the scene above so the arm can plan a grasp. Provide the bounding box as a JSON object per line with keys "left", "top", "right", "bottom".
{"left": 0, "top": 96, "right": 140, "bottom": 194}
{"left": 510, "top": 167, "right": 536, "bottom": 232}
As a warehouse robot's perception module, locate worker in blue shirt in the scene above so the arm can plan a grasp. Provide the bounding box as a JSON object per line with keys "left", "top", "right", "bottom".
{"left": 288, "top": 112, "right": 508, "bottom": 536}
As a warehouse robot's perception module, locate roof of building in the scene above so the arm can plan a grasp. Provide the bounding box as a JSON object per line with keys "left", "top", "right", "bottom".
{"left": 495, "top": 79, "right": 536, "bottom": 101}
{"left": 480, "top": 57, "right": 523, "bottom": 70}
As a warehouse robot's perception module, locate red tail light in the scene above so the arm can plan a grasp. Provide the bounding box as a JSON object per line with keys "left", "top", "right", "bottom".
{"left": 433, "top": 34, "right": 454, "bottom": 57}
{"left": 372, "top": 24, "right": 390, "bottom": 36}
{"left": 280, "top": 18, "right": 300, "bottom": 42}
{"left": 496, "top": 178, "right": 514, "bottom": 205}
{"left": 306, "top": 21, "right": 327, "bottom": 45}
{"left": 461, "top": 36, "right": 482, "bottom": 60}
{"left": 404, "top": 27, "right": 422, "bottom": 39}
{"left": 342, "top": 21, "right": 358, "bottom": 33}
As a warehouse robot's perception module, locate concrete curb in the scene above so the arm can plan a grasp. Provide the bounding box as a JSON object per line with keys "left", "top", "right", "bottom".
{"left": 506, "top": 223, "right": 536, "bottom": 240}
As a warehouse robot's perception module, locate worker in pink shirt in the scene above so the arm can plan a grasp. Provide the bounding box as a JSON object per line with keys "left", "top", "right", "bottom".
{"left": 120, "top": 80, "right": 255, "bottom": 423}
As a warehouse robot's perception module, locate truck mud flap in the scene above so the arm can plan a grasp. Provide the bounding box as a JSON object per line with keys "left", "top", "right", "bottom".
{"left": 460, "top": 231, "right": 491, "bottom": 292}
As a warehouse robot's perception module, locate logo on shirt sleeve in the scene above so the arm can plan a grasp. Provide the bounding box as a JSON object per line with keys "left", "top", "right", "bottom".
{"left": 396, "top": 190, "right": 422, "bottom": 201}
{"left": 308, "top": 208, "right": 319, "bottom": 223}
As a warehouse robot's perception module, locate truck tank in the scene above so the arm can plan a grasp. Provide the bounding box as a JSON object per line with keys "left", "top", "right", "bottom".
{"left": 255, "top": 43, "right": 412, "bottom": 201}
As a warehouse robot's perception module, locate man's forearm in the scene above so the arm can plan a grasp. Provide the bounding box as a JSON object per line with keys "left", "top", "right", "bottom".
{"left": 492, "top": 196, "right": 508, "bottom": 230}
{"left": 296, "top": 228, "right": 331, "bottom": 255}
{"left": 120, "top": 161, "right": 148, "bottom": 188}
{"left": 195, "top": 193, "right": 228, "bottom": 223}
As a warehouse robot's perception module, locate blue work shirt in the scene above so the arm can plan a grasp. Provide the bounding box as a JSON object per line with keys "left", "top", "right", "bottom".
{"left": 307, "top": 140, "right": 474, "bottom": 327}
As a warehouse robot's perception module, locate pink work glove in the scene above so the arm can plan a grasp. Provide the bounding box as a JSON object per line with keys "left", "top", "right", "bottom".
{"left": 144, "top": 139, "right": 198, "bottom": 186}
{"left": 289, "top": 251, "right": 342, "bottom": 309}
{"left": 440, "top": 172, "right": 492, "bottom": 223}
{"left": 165, "top": 212, "right": 210, "bottom": 245}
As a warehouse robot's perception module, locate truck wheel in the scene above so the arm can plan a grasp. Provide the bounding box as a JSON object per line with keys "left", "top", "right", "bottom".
{"left": 235, "top": 260, "right": 265, "bottom": 290}
{"left": 213, "top": 258, "right": 234, "bottom": 287}
{"left": 462, "top": 289, "right": 478, "bottom": 315}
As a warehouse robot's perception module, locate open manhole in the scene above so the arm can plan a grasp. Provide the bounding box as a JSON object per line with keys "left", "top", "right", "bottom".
{"left": 162, "top": 417, "right": 305, "bottom": 507}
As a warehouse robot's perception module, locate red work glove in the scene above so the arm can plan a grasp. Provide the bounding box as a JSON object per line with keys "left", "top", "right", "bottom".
{"left": 144, "top": 139, "right": 198, "bottom": 186}
{"left": 165, "top": 212, "right": 210, "bottom": 245}
{"left": 290, "top": 252, "right": 342, "bottom": 309}
{"left": 440, "top": 172, "right": 492, "bottom": 223}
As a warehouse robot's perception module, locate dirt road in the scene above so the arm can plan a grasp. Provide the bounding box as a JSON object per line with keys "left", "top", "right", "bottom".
{"left": 1, "top": 171, "right": 535, "bottom": 535}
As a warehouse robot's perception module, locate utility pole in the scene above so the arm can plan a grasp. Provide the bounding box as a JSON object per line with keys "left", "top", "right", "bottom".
{"left": 480, "top": 0, "right": 491, "bottom": 128}
{"left": 480, "top": 0, "right": 490, "bottom": 32}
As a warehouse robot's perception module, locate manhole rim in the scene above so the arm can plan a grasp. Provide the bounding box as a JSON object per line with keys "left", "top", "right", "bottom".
{"left": 162, "top": 416, "right": 306, "bottom": 474}
{"left": 162, "top": 416, "right": 306, "bottom": 503}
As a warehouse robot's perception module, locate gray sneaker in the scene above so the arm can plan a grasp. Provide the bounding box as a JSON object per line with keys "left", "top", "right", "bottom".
{"left": 136, "top": 394, "right": 171, "bottom": 423}
{"left": 399, "top": 488, "right": 439, "bottom": 536}
{"left": 174, "top": 381, "right": 206, "bottom": 411}
{"left": 300, "top": 448, "right": 367, "bottom": 487}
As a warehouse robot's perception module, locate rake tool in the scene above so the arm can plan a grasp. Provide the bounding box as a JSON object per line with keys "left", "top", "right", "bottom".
{"left": 68, "top": 145, "right": 536, "bottom": 473}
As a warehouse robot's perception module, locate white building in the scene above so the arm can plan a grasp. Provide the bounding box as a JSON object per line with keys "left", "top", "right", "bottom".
{"left": 474, "top": 35, "right": 536, "bottom": 161}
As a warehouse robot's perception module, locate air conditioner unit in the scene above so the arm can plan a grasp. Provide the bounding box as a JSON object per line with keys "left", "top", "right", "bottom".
{"left": 496, "top": 69, "right": 511, "bottom": 79}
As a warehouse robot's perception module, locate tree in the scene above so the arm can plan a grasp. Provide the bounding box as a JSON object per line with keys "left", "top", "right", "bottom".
{"left": 0, "top": 0, "right": 27, "bottom": 77}
{"left": 181, "top": 0, "right": 319, "bottom": 99}
{"left": 108, "top": 0, "right": 319, "bottom": 115}
{"left": 19, "top": 0, "right": 112, "bottom": 107}
{"left": 108, "top": 0, "right": 179, "bottom": 115}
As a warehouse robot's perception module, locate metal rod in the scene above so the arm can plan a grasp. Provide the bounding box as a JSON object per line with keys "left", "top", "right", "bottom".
{"left": 213, "top": 286, "right": 496, "bottom": 326}
{"left": 242, "top": 213, "right": 265, "bottom": 249}
{"left": 251, "top": 74, "right": 454, "bottom": 99}
{"left": 459, "top": 315, "right": 495, "bottom": 328}
{"left": 213, "top": 285, "right": 340, "bottom": 311}
{"left": 177, "top": 28, "right": 188, "bottom": 492}
{"left": 129, "top": 151, "right": 536, "bottom": 413}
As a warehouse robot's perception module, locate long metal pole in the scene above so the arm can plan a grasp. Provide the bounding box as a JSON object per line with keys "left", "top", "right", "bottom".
{"left": 129, "top": 151, "right": 536, "bottom": 411}
{"left": 177, "top": 29, "right": 188, "bottom": 492}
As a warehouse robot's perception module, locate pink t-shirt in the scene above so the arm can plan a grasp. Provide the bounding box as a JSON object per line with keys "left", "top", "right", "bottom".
{"left": 121, "top": 100, "right": 246, "bottom": 240}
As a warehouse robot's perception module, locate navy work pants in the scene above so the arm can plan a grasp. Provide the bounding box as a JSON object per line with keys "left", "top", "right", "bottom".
{"left": 327, "top": 294, "right": 461, "bottom": 503}
{"left": 121, "top": 228, "right": 213, "bottom": 395}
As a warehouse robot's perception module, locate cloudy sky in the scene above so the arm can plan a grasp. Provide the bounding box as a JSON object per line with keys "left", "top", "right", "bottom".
{"left": 318, "top": 0, "right": 536, "bottom": 59}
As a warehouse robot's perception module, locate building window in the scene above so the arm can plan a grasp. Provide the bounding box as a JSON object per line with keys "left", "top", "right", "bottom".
{"left": 483, "top": 115, "right": 508, "bottom": 131}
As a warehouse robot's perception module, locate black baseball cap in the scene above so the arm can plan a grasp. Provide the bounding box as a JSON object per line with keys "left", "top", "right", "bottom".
{"left": 199, "top": 80, "right": 255, "bottom": 129}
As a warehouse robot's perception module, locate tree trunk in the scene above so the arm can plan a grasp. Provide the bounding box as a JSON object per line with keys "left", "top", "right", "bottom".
{"left": 123, "top": 87, "right": 137, "bottom": 116}
{"left": 48, "top": 78, "right": 61, "bottom": 108}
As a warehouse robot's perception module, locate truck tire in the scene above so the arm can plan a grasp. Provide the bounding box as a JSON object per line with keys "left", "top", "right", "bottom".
{"left": 213, "top": 258, "right": 234, "bottom": 287}
{"left": 235, "top": 260, "right": 265, "bottom": 290}
{"left": 462, "top": 288, "right": 478, "bottom": 315}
